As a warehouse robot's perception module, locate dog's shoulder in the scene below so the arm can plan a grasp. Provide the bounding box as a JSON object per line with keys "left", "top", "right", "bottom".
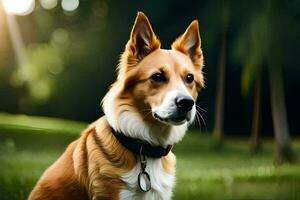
{"left": 74, "top": 116, "right": 137, "bottom": 198}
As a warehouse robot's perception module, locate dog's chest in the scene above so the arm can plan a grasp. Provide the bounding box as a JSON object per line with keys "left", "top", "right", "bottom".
{"left": 119, "top": 158, "right": 175, "bottom": 200}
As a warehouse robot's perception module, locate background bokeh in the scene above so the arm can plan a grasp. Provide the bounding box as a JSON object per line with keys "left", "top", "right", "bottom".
{"left": 0, "top": 0, "right": 299, "bottom": 135}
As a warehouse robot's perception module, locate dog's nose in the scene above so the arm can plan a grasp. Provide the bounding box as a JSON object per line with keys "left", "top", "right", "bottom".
{"left": 175, "top": 96, "right": 194, "bottom": 112}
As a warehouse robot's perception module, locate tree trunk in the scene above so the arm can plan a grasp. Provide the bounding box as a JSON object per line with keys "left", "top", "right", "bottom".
{"left": 212, "top": 33, "right": 226, "bottom": 148}
{"left": 250, "top": 71, "right": 262, "bottom": 153}
{"left": 269, "top": 66, "right": 295, "bottom": 164}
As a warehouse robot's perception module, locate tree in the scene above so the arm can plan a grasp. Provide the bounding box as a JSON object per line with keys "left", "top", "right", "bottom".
{"left": 233, "top": 0, "right": 296, "bottom": 163}
{"left": 212, "top": 0, "right": 230, "bottom": 148}
{"left": 269, "top": 65, "right": 294, "bottom": 164}
{"left": 250, "top": 70, "right": 262, "bottom": 153}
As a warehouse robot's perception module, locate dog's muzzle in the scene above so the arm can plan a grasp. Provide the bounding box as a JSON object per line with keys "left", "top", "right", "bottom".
{"left": 153, "top": 95, "right": 195, "bottom": 125}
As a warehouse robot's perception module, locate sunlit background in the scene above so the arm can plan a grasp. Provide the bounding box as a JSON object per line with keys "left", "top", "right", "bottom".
{"left": 0, "top": 0, "right": 299, "bottom": 134}
{"left": 0, "top": 0, "right": 300, "bottom": 199}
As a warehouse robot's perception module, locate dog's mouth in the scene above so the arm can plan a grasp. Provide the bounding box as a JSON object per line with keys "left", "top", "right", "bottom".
{"left": 153, "top": 112, "right": 189, "bottom": 125}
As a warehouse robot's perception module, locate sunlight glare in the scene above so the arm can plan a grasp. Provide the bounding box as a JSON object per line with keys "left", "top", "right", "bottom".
{"left": 2, "top": 0, "right": 35, "bottom": 15}
{"left": 61, "top": 0, "right": 79, "bottom": 12}
{"left": 40, "top": 0, "right": 57, "bottom": 10}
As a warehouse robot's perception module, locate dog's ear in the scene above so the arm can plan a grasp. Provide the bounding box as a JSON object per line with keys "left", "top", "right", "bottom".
{"left": 172, "top": 20, "right": 203, "bottom": 69}
{"left": 125, "top": 12, "right": 160, "bottom": 65}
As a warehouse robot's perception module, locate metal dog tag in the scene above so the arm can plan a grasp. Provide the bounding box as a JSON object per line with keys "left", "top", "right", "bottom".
{"left": 138, "top": 171, "right": 151, "bottom": 192}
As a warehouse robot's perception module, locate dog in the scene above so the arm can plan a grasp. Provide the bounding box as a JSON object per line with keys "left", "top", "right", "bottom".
{"left": 28, "top": 12, "right": 204, "bottom": 200}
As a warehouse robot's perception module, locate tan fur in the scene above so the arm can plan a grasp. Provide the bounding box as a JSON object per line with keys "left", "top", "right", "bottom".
{"left": 29, "top": 118, "right": 124, "bottom": 200}
{"left": 29, "top": 12, "right": 204, "bottom": 200}
{"left": 171, "top": 20, "right": 204, "bottom": 71}
{"left": 118, "top": 12, "right": 161, "bottom": 78}
{"left": 29, "top": 117, "right": 175, "bottom": 200}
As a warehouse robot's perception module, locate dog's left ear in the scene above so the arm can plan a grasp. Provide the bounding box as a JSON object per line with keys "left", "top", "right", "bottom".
{"left": 126, "top": 12, "right": 161, "bottom": 63}
{"left": 172, "top": 20, "right": 203, "bottom": 69}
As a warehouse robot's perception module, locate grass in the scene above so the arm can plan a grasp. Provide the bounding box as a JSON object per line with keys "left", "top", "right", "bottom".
{"left": 0, "top": 113, "right": 300, "bottom": 200}
{"left": 173, "top": 135, "right": 300, "bottom": 200}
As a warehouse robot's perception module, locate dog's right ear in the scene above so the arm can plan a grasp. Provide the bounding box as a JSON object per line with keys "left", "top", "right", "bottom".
{"left": 123, "top": 12, "right": 161, "bottom": 69}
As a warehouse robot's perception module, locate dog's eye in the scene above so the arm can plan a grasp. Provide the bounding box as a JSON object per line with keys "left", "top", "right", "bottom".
{"left": 151, "top": 73, "right": 166, "bottom": 83}
{"left": 185, "top": 74, "right": 194, "bottom": 84}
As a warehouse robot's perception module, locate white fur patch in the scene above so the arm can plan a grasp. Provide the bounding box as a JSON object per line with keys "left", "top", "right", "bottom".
{"left": 102, "top": 83, "right": 121, "bottom": 130}
{"left": 119, "top": 158, "right": 175, "bottom": 200}
{"left": 118, "top": 111, "right": 188, "bottom": 146}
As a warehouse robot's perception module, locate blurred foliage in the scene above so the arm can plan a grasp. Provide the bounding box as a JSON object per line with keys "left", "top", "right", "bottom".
{"left": 232, "top": 0, "right": 300, "bottom": 96}
{"left": 11, "top": 42, "right": 64, "bottom": 103}
{"left": 0, "top": 0, "right": 299, "bottom": 134}
{"left": 233, "top": 11, "right": 269, "bottom": 96}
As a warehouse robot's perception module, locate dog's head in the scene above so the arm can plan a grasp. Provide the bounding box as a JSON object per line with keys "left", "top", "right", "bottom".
{"left": 103, "top": 12, "right": 204, "bottom": 145}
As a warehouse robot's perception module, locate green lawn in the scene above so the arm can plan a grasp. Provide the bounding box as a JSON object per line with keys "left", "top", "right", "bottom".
{"left": 0, "top": 113, "right": 300, "bottom": 200}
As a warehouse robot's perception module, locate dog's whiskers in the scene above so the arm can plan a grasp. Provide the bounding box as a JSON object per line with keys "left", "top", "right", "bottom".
{"left": 195, "top": 105, "right": 207, "bottom": 132}
{"left": 195, "top": 110, "right": 201, "bottom": 128}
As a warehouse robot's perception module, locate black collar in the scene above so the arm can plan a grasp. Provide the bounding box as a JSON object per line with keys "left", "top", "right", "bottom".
{"left": 111, "top": 128, "right": 172, "bottom": 158}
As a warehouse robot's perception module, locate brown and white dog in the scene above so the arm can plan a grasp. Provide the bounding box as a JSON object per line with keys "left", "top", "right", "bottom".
{"left": 29, "top": 12, "right": 204, "bottom": 200}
